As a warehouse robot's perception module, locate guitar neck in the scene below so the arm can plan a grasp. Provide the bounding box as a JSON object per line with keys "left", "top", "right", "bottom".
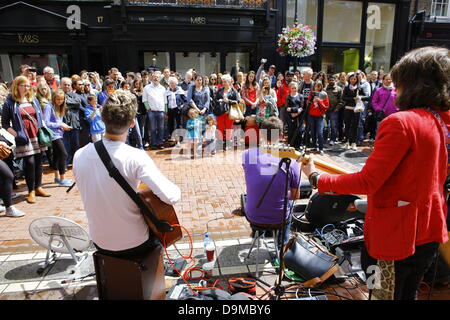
{"left": 301, "top": 155, "right": 351, "bottom": 175}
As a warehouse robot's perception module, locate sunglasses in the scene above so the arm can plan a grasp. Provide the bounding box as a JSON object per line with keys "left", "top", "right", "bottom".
{"left": 19, "top": 84, "right": 31, "bottom": 88}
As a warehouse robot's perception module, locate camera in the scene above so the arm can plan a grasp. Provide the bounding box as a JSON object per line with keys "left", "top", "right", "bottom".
{"left": 28, "top": 68, "right": 37, "bottom": 73}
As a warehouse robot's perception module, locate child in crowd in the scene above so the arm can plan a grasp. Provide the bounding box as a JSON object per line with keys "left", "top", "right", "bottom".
{"left": 204, "top": 115, "right": 217, "bottom": 156}
{"left": 85, "top": 94, "right": 106, "bottom": 142}
{"left": 285, "top": 81, "right": 304, "bottom": 148}
{"left": 186, "top": 108, "right": 203, "bottom": 158}
{"left": 43, "top": 89, "right": 73, "bottom": 186}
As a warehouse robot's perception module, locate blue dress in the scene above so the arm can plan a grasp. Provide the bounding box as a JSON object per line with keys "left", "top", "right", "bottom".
{"left": 186, "top": 118, "right": 202, "bottom": 139}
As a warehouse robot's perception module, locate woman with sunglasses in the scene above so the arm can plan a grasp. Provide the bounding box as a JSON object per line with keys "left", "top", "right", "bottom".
{"left": 2, "top": 76, "right": 51, "bottom": 203}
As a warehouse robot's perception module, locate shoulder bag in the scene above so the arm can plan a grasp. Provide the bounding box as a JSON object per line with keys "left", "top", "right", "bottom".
{"left": 20, "top": 103, "right": 54, "bottom": 147}
{"left": 374, "top": 93, "right": 391, "bottom": 121}
{"left": 283, "top": 233, "right": 339, "bottom": 287}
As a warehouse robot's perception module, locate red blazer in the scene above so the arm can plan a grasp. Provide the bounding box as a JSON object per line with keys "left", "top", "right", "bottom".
{"left": 318, "top": 108, "right": 449, "bottom": 260}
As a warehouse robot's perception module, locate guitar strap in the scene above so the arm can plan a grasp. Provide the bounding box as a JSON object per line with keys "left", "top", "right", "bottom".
{"left": 94, "top": 140, "right": 173, "bottom": 233}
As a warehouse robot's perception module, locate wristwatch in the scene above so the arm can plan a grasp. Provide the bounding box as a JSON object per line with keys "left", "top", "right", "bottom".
{"left": 308, "top": 172, "right": 321, "bottom": 190}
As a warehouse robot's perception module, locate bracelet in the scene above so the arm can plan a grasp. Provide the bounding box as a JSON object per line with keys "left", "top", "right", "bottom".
{"left": 308, "top": 172, "right": 320, "bottom": 189}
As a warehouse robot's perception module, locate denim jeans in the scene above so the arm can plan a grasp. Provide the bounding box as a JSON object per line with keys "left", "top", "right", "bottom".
{"left": 127, "top": 117, "right": 143, "bottom": 149}
{"left": 205, "top": 139, "right": 216, "bottom": 154}
{"left": 328, "top": 111, "right": 339, "bottom": 142}
{"left": 308, "top": 115, "right": 324, "bottom": 150}
{"left": 63, "top": 129, "right": 80, "bottom": 165}
{"left": 137, "top": 113, "right": 148, "bottom": 145}
{"left": 357, "top": 105, "right": 368, "bottom": 144}
{"left": 148, "top": 110, "right": 165, "bottom": 147}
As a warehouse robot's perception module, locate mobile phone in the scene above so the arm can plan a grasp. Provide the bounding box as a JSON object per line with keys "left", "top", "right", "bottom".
{"left": 261, "top": 59, "right": 267, "bottom": 64}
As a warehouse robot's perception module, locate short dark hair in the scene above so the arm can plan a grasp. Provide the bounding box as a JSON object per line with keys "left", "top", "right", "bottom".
{"left": 391, "top": 46, "right": 449, "bottom": 111}
{"left": 102, "top": 92, "right": 137, "bottom": 135}
{"left": 261, "top": 117, "right": 283, "bottom": 142}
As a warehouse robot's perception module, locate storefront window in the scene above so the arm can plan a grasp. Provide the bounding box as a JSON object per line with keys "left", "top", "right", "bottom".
{"left": 323, "top": 0, "right": 362, "bottom": 43}
{"left": 321, "top": 47, "right": 360, "bottom": 74}
{"left": 286, "top": 0, "right": 318, "bottom": 29}
{"left": 144, "top": 52, "right": 170, "bottom": 71}
{"left": 364, "top": 3, "right": 395, "bottom": 73}
{"left": 225, "top": 52, "right": 249, "bottom": 74}
{"left": 0, "top": 54, "right": 69, "bottom": 82}
{"left": 175, "top": 52, "right": 220, "bottom": 76}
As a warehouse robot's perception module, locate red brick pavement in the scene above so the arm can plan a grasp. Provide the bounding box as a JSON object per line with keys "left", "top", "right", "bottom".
{"left": 0, "top": 146, "right": 357, "bottom": 251}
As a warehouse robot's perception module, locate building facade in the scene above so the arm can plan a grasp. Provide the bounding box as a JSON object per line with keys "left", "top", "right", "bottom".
{"left": 408, "top": 0, "right": 450, "bottom": 50}
{"left": 0, "top": 0, "right": 413, "bottom": 81}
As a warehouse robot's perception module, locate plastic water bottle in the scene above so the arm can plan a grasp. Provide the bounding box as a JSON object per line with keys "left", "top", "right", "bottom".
{"left": 203, "top": 233, "right": 211, "bottom": 259}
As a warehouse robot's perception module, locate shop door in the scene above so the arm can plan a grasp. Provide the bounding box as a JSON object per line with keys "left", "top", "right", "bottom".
{"left": 321, "top": 47, "right": 361, "bottom": 75}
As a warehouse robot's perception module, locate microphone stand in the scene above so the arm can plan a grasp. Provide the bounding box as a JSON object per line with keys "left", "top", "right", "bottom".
{"left": 255, "top": 157, "right": 293, "bottom": 300}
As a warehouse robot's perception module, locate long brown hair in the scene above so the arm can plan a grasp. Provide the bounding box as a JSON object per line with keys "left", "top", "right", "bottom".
{"left": 390, "top": 46, "right": 449, "bottom": 111}
{"left": 245, "top": 71, "right": 257, "bottom": 89}
{"left": 11, "top": 76, "right": 35, "bottom": 103}
{"left": 52, "top": 89, "right": 66, "bottom": 118}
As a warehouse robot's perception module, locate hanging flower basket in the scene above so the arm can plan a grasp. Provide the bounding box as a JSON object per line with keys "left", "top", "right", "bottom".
{"left": 277, "top": 24, "right": 316, "bottom": 58}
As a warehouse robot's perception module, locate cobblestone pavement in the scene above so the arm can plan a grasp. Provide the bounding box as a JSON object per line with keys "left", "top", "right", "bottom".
{"left": 0, "top": 142, "right": 370, "bottom": 254}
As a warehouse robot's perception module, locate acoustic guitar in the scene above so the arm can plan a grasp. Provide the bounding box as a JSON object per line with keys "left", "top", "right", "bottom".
{"left": 137, "top": 184, "right": 182, "bottom": 247}
{"left": 260, "top": 144, "right": 351, "bottom": 175}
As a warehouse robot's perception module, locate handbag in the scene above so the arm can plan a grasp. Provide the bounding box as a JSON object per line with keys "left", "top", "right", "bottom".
{"left": 228, "top": 102, "right": 245, "bottom": 120}
{"left": 20, "top": 104, "right": 54, "bottom": 147}
{"left": 283, "top": 234, "right": 339, "bottom": 287}
{"left": 0, "top": 144, "right": 11, "bottom": 160}
{"left": 375, "top": 93, "right": 391, "bottom": 121}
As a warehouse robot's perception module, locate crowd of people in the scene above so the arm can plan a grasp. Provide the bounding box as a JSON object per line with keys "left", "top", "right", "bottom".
{"left": 0, "top": 60, "right": 395, "bottom": 218}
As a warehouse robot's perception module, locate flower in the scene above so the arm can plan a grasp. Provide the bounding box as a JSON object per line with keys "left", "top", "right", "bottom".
{"left": 277, "top": 23, "right": 316, "bottom": 58}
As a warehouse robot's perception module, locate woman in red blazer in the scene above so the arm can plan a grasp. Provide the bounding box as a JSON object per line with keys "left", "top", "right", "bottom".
{"left": 303, "top": 46, "right": 450, "bottom": 300}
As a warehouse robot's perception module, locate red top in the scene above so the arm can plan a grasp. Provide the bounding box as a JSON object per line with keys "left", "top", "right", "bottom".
{"left": 276, "top": 81, "right": 289, "bottom": 108}
{"left": 241, "top": 84, "right": 258, "bottom": 105}
{"left": 19, "top": 103, "right": 38, "bottom": 139}
{"left": 318, "top": 108, "right": 449, "bottom": 260}
{"left": 307, "top": 93, "right": 329, "bottom": 117}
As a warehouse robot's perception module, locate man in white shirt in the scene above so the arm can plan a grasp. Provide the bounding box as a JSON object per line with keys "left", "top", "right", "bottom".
{"left": 143, "top": 71, "right": 167, "bottom": 150}
{"left": 73, "top": 92, "right": 181, "bottom": 256}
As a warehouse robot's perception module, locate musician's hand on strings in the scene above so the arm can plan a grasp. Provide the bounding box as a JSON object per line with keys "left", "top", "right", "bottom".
{"left": 301, "top": 155, "right": 317, "bottom": 178}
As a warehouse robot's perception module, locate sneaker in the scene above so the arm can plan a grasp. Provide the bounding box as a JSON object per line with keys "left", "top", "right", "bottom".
{"left": 0, "top": 205, "right": 5, "bottom": 212}
{"left": 329, "top": 141, "right": 335, "bottom": 146}
{"left": 5, "top": 206, "right": 25, "bottom": 217}
{"left": 175, "top": 142, "right": 181, "bottom": 148}
{"left": 351, "top": 143, "right": 358, "bottom": 151}
{"left": 345, "top": 142, "right": 350, "bottom": 149}
{"left": 58, "top": 179, "right": 73, "bottom": 187}
{"left": 319, "top": 150, "right": 324, "bottom": 155}
{"left": 54, "top": 178, "right": 61, "bottom": 184}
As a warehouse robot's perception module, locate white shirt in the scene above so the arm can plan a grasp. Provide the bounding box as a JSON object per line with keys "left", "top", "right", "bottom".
{"left": 167, "top": 90, "right": 178, "bottom": 110}
{"left": 73, "top": 139, "right": 181, "bottom": 251}
{"left": 204, "top": 124, "right": 216, "bottom": 140}
{"left": 142, "top": 82, "right": 166, "bottom": 112}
